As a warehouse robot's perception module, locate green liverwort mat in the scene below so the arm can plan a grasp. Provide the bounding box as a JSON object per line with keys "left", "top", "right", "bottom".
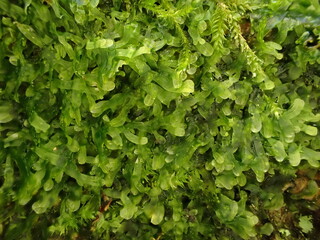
{"left": 0, "top": 0, "right": 320, "bottom": 239}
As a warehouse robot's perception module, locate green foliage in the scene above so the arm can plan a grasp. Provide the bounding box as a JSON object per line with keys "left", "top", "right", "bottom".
{"left": 299, "top": 215, "right": 313, "bottom": 234}
{"left": 0, "top": 0, "right": 320, "bottom": 239}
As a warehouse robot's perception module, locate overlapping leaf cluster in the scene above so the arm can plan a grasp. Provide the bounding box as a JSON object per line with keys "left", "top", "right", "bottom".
{"left": 0, "top": 0, "right": 320, "bottom": 239}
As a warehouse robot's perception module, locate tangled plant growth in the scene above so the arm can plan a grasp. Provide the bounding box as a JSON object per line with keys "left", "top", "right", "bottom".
{"left": 0, "top": 0, "right": 320, "bottom": 239}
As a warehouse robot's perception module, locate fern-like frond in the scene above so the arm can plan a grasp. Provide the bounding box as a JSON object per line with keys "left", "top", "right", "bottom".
{"left": 210, "top": 2, "right": 229, "bottom": 61}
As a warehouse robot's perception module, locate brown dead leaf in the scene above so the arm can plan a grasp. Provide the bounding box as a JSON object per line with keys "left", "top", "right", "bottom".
{"left": 290, "top": 177, "right": 309, "bottom": 194}
{"left": 314, "top": 171, "right": 320, "bottom": 181}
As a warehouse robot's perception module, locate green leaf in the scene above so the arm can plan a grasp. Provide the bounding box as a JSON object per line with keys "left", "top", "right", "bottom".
{"left": 78, "top": 146, "right": 87, "bottom": 164}
{"left": 90, "top": 94, "right": 127, "bottom": 117}
{"left": 268, "top": 139, "right": 287, "bottom": 162}
{"left": 301, "top": 124, "right": 318, "bottom": 136}
{"left": 228, "top": 212, "right": 259, "bottom": 238}
{"left": 251, "top": 113, "right": 262, "bottom": 133}
{"left": 180, "top": 80, "right": 194, "bottom": 95}
{"left": 260, "top": 223, "right": 274, "bottom": 236}
{"left": 66, "top": 199, "right": 81, "bottom": 213}
{"left": 29, "top": 112, "right": 50, "bottom": 133}
{"left": 261, "top": 116, "right": 274, "bottom": 138}
{"left": 278, "top": 117, "right": 295, "bottom": 143}
{"left": 259, "top": 41, "right": 283, "bottom": 59}
{"left": 86, "top": 38, "right": 114, "bottom": 50}
{"left": 66, "top": 136, "right": 80, "bottom": 152}
{"left": 43, "top": 179, "right": 54, "bottom": 191}
{"left": 263, "top": 192, "right": 284, "bottom": 210}
{"left": 15, "top": 22, "right": 50, "bottom": 47}
{"left": 151, "top": 203, "right": 165, "bottom": 225}
{"left": 152, "top": 153, "right": 166, "bottom": 170}
{"left": 288, "top": 143, "right": 301, "bottom": 166}
{"left": 123, "top": 130, "right": 148, "bottom": 145}
{"left": 120, "top": 193, "right": 138, "bottom": 220}
{"left": 32, "top": 186, "right": 61, "bottom": 214}
{"left": 299, "top": 216, "right": 313, "bottom": 233}
{"left": 0, "top": 0, "right": 25, "bottom": 20}
{"left": 17, "top": 170, "right": 46, "bottom": 205}
{"left": 0, "top": 103, "right": 14, "bottom": 123}
{"left": 216, "top": 173, "right": 238, "bottom": 190}
{"left": 282, "top": 98, "right": 305, "bottom": 119}
{"left": 301, "top": 147, "right": 320, "bottom": 167}
{"left": 196, "top": 42, "right": 214, "bottom": 56}
{"left": 216, "top": 195, "right": 238, "bottom": 222}
{"left": 35, "top": 147, "right": 60, "bottom": 166}
{"left": 144, "top": 197, "right": 165, "bottom": 225}
{"left": 2, "top": 0, "right": 320, "bottom": 238}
